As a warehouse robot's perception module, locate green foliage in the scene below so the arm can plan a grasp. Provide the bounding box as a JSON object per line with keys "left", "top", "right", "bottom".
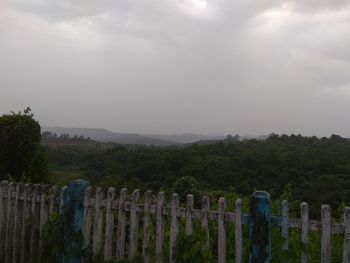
{"left": 40, "top": 213, "right": 143, "bottom": 263}
{"left": 39, "top": 201, "right": 345, "bottom": 262}
{"left": 173, "top": 176, "right": 201, "bottom": 204}
{"left": 174, "top": 230, "right": 215, "bottom": 263}
{"left": 41, "top": 214, "right": 91, "bottom": 262}
{"left": 271, "top": 228, "right": 302, "bottom": 262}
{"left": 0, "top": 107, "right": 48, "bottom": 182}
{"left": 40, "top": 213, "right": 94, "bottom": 263}
{"left": 40, "top": 214, "right": 65, "bottom": 263}
{"left": 45, "top": 133, "right": 350, "bottom": 217}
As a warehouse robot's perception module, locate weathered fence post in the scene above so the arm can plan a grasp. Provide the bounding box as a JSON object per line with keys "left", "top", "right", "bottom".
{"left": 104, "top": 187, "right": 116, "bottom": 262}
{"left": 143, "top": 191, "right": 152, "bottom": 263}
{"left": 218, "top": 197, "right": 227, "bottom": 263}
{"left": 343, "top": 207, "right": 350, "bottom": 263}
{"left": 156, "top": 192, "right": 165, "bottom": 263}
{"left": 235, "top": 199, "right": 243, "bottom": 263}
{"left": 60, "top": 179, "right": 90, "bottom": 263}
{"left": 249, "top": 191, "right": 271, "bottom": 263}
{"left": 128, "top": 189, "right": 140, "bottom": 261}
{"left": 321, "top": 204, "right": 331, "bottom": 263}
{"left": 300, "top": 202, "right": 309, "bottom": 263}
{"left": 169, "top": 193, "right": 179, "bottom": 263}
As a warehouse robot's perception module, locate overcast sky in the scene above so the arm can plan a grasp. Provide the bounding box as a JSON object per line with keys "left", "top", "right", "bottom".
{"left": 1, "top": 0, "right": 350, "bottom": 136}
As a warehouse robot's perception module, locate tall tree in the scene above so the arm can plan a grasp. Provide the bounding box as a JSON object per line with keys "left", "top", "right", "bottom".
{"left": 0, "top": 107, "right": 48, "bottom": 182}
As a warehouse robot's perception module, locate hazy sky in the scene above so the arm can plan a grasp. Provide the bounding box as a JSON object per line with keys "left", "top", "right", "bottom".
{"left": 1, "top": 0, "right": 350, "bottom": 135}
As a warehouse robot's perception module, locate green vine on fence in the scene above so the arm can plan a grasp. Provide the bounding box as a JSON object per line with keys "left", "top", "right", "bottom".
{"left": 174, "top": 230, "right": 215, "bottom": 263}
{"left": 40, "top": 214, "right": 65, "bottom": 263}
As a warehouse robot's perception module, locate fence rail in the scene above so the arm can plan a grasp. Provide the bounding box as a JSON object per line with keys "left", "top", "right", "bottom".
{"left": 0, "top": 179, "right": 349, "bottom": 262}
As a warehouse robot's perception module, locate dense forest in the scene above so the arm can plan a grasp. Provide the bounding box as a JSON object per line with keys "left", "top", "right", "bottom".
{"left": 45, "top": 133, "right": 350, "bottom": 218}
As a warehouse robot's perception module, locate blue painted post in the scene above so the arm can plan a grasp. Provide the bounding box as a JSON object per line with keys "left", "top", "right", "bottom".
{"left": 60, "top": 179, "right": 90, "bottom": 263}
{"left": 249, "top": 191, "right": 271, "bottom": 263}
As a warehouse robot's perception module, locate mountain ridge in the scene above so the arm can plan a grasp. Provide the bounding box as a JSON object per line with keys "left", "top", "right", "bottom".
{"left": 42, "top": 126, "right": 267, "bottom": 146}
{"left": 42, "top": 127, "right": 178, "bottom": 146}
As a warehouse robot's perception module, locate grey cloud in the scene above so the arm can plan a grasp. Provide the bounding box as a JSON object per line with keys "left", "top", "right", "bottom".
{"left": 1, "top": 0, "right": 350, "bottom": 136}
{"left": 288, "top": 0, "right": 350, "bottom": 12}
{"left": 10, "top": 0, "right": 112, "bottom": 20}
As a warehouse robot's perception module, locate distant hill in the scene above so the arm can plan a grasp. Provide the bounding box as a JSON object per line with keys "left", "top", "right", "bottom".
{"left": 42, "top": 127, "right": 268, "bottom": 146}
{"left": 143, "top": 133, "right": 226, "bottom": 144}
{"left": 42, "top": 127, "right": 179, "bottom": 146}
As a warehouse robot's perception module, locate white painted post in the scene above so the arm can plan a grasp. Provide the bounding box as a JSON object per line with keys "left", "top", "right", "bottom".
{"left": 0, "top": 181, "right": 8, "bottom": 260}
{"left": 39, "top": 185, "right": 49, "bottom": 257}
{"left": 218, "top": 197, "right": 227, "bottom": 263}
{"left": 186, "top": 194, "right": 194, "bottom": 235}
{"left": 12, "top": 183, "right": 23, "bottom": 263}
{"left": 116, "top": 188, "right": 127, "bottom": 260}
{"left": 128, "top": 190, "right": 140, "bottom": 262}
{"left": 5, "top": 182, "right": 15, "bottom": 263}
{"left": 321, "top": 204, "right": 331, "bottom": 263}
{"left": 201, "top": 196, "right": 210, "bottom": 250}
{"left": 29, "top": 184, "right": 40, "bottom": 263}
{"left": 343, "top": 207, "right": 350, "bottom": 263}
{"left": 83, "top": 186, "right": 92, "bottom": 248}
{"left": 20, "top": 184, "right": 31, "bottom": 263}
{"left": 143, "top": 191, "right": 152, "bottom": 263}
{"left": 235, "top": 199, "right": 243, "bottom": 263}
{"left": 156, "top": 192, "right": 165, "bottom": 263}
{"left": 49, "top": 185, "right": 60, "bottom": 216}
{"left": 104, "top": 187, "right": 116, "bottom": 262}
{"left": 93, "top": 187, "right": 104, "bottom": 257}
{"left": 170, "top": 193, "right": 179, "bottom": 263}
{"left": 301, "top": 202, "right": 309, "bottom": 263}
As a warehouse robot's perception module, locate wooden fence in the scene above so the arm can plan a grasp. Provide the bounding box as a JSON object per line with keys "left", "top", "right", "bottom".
{"left": 0, "top": 179, "right": 350, "bottom": 262}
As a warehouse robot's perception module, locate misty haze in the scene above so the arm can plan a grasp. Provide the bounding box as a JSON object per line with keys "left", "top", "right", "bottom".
{"left": 1, "top": 0, "right": 350, "bottom": 262}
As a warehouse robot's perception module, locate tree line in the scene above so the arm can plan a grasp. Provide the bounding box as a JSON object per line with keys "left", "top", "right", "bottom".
{"left": 2, "top": 109, "right": 350, "bottom": 218}
{"left": 42, "top": 131, "right": 92, "bottom": 142}
{"left": 45, "top": 132, "right": 350, "bottom": 218}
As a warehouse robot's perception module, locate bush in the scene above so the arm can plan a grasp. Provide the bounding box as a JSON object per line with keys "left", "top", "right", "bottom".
{"left": 173, "top": 176, "right": 201, "bottom": 203}
{"left": 174, "top": 230, "right": 214, "bottom": 263}
{"left": 0, "top": 107, "right": 48, "bottom": 182}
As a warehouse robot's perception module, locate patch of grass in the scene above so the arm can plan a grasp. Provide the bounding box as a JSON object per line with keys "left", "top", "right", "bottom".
{"left": 48, "top": 169, "right": 83, "bottom": 186}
